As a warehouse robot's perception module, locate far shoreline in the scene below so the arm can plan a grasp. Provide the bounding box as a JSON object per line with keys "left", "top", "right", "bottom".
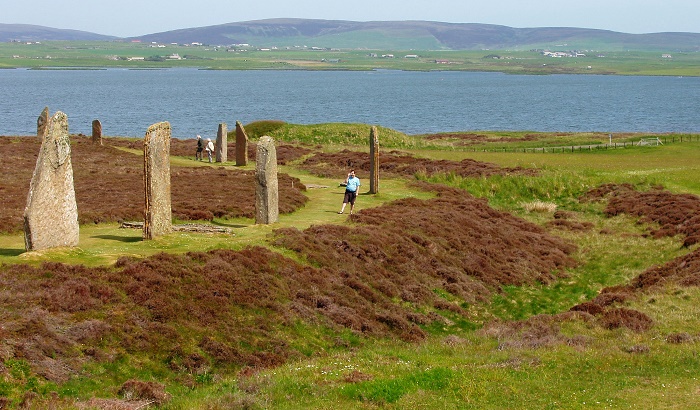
{"left": 2, "top": 42, "right": 698, "bottom": 77}
{"left": 0, "top": 66, "right": 697, "bottom": 77}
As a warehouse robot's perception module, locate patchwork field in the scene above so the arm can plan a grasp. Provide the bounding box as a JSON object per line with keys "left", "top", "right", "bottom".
{"left": 1, "top": 41, "right": 699, "bottom": 76}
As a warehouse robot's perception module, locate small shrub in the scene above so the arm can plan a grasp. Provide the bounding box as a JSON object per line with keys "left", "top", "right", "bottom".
{"left": 666, "top": 332, "right": 694, "bottom": 344}
{"left": 443, "top": 335, "right": 469, "bottom": 346}
{"left": 203, "top": 393, "right": 262, "bottom": 410}
{"left": 343, "top": 370, "right": 373, "bottom": 383}
{"left": 593, "top": 292, "right": 630, "bottom": 307}
{"left": 566, "top": 335, "right": 592, "bottom": 348}
{"left": 522, "top": 200, "right": 557, "bottom": 213}
{"left": 570, "top": 302, "right": 605, "bottom": 316}
{"left": 117, "top": 379, "right": 171, "bottom": 405}
{"left": 599, "top": 308, "right": 653, "bottom": 332}
{"left": 624, "top": 345, "right": 650, "bottom": 354}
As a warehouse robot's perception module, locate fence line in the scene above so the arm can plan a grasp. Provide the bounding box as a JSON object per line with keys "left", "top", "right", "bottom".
{"left": 470, "top": 134, "right": 700, "bottom": 153}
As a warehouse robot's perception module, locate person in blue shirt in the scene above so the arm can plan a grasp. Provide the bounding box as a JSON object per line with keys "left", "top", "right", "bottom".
{"left": 339, "top": 169, "right": 360, "bottom": 215}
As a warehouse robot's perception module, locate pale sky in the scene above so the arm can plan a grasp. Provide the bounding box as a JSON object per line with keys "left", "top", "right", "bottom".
{"left": 3, "top": 0, "right": 698, "bottom": 37}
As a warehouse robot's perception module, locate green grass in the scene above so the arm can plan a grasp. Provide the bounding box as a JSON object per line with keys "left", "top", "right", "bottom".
{"left": 2, "top": 42, "right": 699, "bottom": 76}
{"left": 190, "top": 137, "right": 700, "bottom": 409}
{"left": 0, "top": 169, "right": 432, "bottom": 267}
{"left": 3, "top": 130, "right": 700, "bottom": 408}
{"left": 265, "top": 122, "right": 424, "bottom": 148}
{"left": 177, "top": 325, "right": 700, "bottom": 409}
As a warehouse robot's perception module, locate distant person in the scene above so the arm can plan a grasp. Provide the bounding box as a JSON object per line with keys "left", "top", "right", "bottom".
{"left": 339, "top": 169, "right": 360, "bottom": 215}
{"left": 195, "top": 135, "right": 203, "bottom": 160}
{"left": 205, "top": 138, "right": 215, "bottom": 162}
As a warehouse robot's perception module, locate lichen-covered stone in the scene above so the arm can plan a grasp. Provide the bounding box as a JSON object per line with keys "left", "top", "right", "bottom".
{"left": 37, "top": 106, "right": 49, "bottom": 138}
{"left": 215, "top": 122, "right": 227, "bottom": 162}
{"left": 92, "top": 119, "right": 103, "bottom": 145}
{"left": 255, "top": 136, "right": 279, "bottom": 224}
{"left": 143, "top": 122, "right": 172, "bottom": 239}
{"left": 369, "top": 126, "right": 379, "bottom": 194}
{"left": 235, "top": 121, "right": 248, "bottom": 166}
{"left": 24, "top": 110, "right": 79, "bottom": 251}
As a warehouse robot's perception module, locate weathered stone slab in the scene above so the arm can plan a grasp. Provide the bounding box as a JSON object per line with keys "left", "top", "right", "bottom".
{"left": 24, "top": 110, "right": 79, "bottom": 251}
{"left": 255, "top": 136, "right": 279, "bottom": 224}
{"left": 215, "top": 122, "right": 227, "bottom": 162}
{"left": 37, "top": 106, "right": 49, "bottom": 138}
{"left": 143, "top": 122, "right": 172, "bottom": 239}
{"left": 120, "top": 221, "right": 233, "bottom": 234}
{"left": 235, "top": 121, "right": 248, "bottom": 166}
{"left": 91, "top": 119, "right": 103, "bottom": 145}
{"left": 369, "top": 126, "right": 379, "bottom": 194}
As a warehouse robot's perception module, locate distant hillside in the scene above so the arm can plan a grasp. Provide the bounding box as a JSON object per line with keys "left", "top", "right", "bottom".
{"left": 0, "top": 23, "right": 116, "bottom": 41}
{"left": 130, "top": 19, "right": 700, "bottom": 52}
{"left": 3, "top": 20, "right": 698, "bottom": 51}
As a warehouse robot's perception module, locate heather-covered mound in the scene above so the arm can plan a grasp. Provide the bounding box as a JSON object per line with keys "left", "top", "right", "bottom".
{"left": 581, "top": 183, "right": 700, "bottom": 247}
{"left": 300, "top": 149, "right": 537, "bottom": 179}
{"left": 0, "top": 136, "right": 308, "bottom": 232}
{"left": 569, "top": 184, "right": 700, "bottom": 328}
{"left": 423, "top": 132, "right": 542, "bottom": 145}
{"left": 490, "top": 184, "right": 700, "bottom": 347}
{"left": 0, "top": 182, "right": 577, "bottom": 387}
{"left": 274, "top": 182, "right": 577, "bottom": 295}
{"left": 591, "top": 183, "right": 700, "bottom": 293}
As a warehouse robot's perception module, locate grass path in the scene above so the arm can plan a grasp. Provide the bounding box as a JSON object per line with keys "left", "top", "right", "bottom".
{"left": 0, "top": 157, "right": 432, "bottom": 267}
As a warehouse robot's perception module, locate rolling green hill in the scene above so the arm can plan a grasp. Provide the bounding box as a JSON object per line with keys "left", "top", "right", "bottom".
{"left": 130, "top": 19, "right": 700, "bottom": 52}
{"left": 3, "top": 19, "right": 698, "bottom": 52}
{"left": 0, "top": 23, "right": 116, "bottom": 42}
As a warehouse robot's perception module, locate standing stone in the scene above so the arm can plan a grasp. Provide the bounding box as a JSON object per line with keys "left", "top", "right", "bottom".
{"left": 37, "top": 106, "right": 49, "bottom": 138}
{"left": 215, "top": 122, "right": 228, "bottom": 162}
{"left": 369, "top": 126, "right": 379, "bottom": 194}
{"left": 143, "top": 122, "right": 172, "bottom": 240}
{"left": 235, "top": 121, "right": 248, "bottom": 166}
{"left": 23, "top": 111, "right": 79, "bottom": 251}
{"left": 91, "top": 119, "right": 103, "bottom": 145}
{"left": 255, "top": 136, "right": 279, "bottom": 224}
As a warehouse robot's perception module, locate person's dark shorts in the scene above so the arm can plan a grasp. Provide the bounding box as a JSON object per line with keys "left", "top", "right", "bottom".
{"left": 343, "top": 190, "right": 357, "bottom": 204}
{"left": 197, "top": 147, "right": 203, "bottom": 152}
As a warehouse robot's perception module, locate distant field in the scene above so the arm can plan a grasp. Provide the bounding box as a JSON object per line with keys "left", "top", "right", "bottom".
{"left": 1, "top": 41, "right": 698, "bottom": 76}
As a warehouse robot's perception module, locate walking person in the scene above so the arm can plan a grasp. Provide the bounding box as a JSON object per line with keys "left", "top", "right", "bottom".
{"left": 195, "top": 135, "right": 203, "bottom": 160}
{"left": 339, "top": 169, "right": 360, "bottom": 215}
{"left": 205, "top": 138, "right": 215, "bottom": 163}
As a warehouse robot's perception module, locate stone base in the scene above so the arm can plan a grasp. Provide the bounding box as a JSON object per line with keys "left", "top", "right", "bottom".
{"left": 120, "top": 221, "right": 233, "bottom": 234}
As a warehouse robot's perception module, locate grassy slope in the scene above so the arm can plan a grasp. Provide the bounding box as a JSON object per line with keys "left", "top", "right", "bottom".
{"left": 2, "top": 126, "right": 700, "bottom": 408}
{"left": 242, "top": 136, "right": 700, "bottom": 410}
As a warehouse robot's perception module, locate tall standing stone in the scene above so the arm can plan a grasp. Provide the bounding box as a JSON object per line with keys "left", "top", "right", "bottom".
{"left": 23, "top": 111, "right": 79, "bottom": 251}
{"left": 37, "top": 106, "right": 49, "bottom": 138}
{"left": 143, "top": 122, "right": 172, "bottom": 240}
{"left": 91, "top": 119, "right": 103, "bottom": 145}
{"left": 215, "top": 122, "right": 228, "bottom": 162}
{"left": 369, "top": 126, "right": 379, "bottom": 194}
{"left": 255, "top": 136, "right": 279, "bottom": 224}
{"left": 235, "top": 121, "right": 248, "bottom": 166}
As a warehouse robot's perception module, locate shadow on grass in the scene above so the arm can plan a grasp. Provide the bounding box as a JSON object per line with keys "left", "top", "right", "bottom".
{"left": 91, "top": 235, "right": 143, "bottom": 243}
{"left": 0, "top": 248, "right": 24, "bottom": 257}
{"left": 212, "top": 221, "right": 248, "bottom": 229}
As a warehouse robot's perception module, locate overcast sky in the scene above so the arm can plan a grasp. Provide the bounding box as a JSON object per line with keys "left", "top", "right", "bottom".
{"left": 4, "top": 0, "right": 698, "bottom": 37}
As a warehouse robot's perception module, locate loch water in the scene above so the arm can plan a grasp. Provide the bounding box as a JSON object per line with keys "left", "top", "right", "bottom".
{"left": 1, "top": 68, "right": 698, "bottom": 138}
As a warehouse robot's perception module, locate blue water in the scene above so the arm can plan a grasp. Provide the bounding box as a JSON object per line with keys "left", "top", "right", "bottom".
{"left": 0, "top": 68, "right": 698, "bottom": 138}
